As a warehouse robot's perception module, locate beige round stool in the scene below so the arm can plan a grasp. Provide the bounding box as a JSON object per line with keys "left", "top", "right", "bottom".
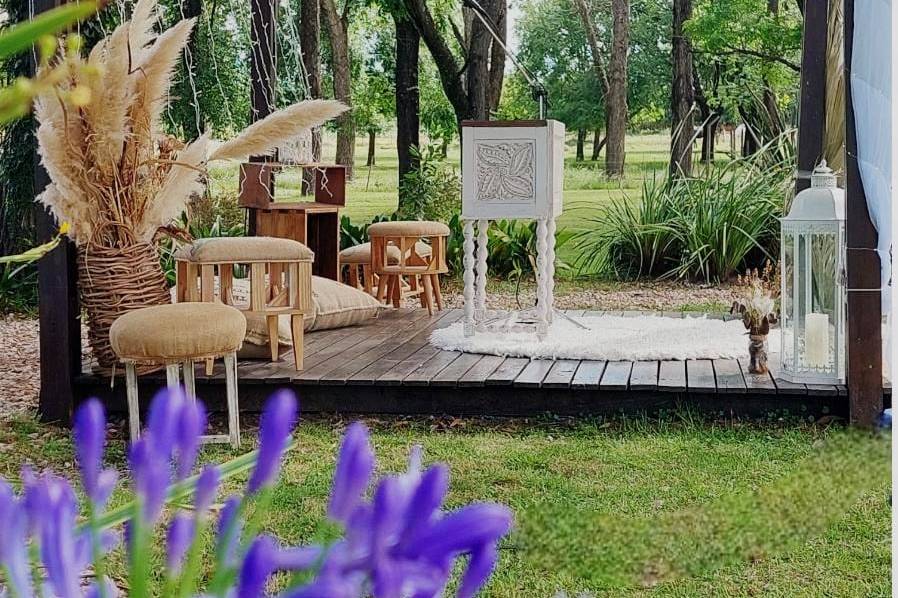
{"left": 368, "top": 221, "right": 449, "bottom": 314}
{"left": 340, "top": 241, "right": 432, "bottom": 297}
{"left": 110, "top": 303, "right": 247, "bottom": 447}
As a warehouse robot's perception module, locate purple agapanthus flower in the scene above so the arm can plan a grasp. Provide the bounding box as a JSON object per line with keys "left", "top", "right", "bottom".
{"left": 327, "top": 422, "right": 376, "bottom": 523}
{"left": 73, "top": 399, "right": 117, "bottom": 507}
{"left": 0, "top": 479, "right": 30, "bottom": 597}
{"left": 247, "top": 390, "right": 298, "bottom": 494}
{"left": 166, "top": 513, "right": 195, "bottom": 575}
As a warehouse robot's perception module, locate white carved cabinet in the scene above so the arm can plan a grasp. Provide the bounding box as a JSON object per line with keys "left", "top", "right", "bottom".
{"left": 461, "top": 119, "right": 565, "bottom": 339}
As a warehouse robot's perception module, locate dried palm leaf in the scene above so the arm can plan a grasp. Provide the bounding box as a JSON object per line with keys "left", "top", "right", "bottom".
{"left": 209, "top": 99, "right": 347, "bottom": 162}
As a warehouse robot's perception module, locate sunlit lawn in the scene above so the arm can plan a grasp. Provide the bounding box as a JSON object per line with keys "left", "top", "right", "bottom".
{"left": 0, "top": 412, "right": 889, "bottom": 596}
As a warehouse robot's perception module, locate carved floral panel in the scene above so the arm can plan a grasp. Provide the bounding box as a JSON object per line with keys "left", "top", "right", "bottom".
{"left": 475, "top": 141, "right": 535, "bottom": 202}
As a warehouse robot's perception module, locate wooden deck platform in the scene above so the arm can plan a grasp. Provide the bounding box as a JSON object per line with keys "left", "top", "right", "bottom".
{"left": 77, "top": 309, "right": 889, "bottom": 418}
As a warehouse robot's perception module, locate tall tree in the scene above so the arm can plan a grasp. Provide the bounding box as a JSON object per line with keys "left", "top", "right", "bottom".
{"left": 402, "top": 0, "right": 506, "bottom": 123}
{"left": 394, "top": 11, "right": 420, "bottom": 207}
{"left": 300, "top": 0, "right": 321, "bottom": 193}
{"left": 670, "top": 0, "right": 694, "bottom": 176}
{"left": 322, "top": 0, "right": 355, "bottom": 176}
{"left": 605, "top": 0, "right": 629, "bottom": 176}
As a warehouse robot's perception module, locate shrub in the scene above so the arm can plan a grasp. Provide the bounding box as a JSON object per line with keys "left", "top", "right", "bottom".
{"left": 397, "top": 145, "right": 460, "bottom": 222}
{"left": 0, "top": 389, "right": 513, "bottom": 597}
{"left": 575, "top": 137, "right": 792, "bottom": 282}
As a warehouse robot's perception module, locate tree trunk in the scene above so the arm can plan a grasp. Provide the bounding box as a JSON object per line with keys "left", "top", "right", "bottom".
{"left": 321, "top": 0, "right": 354, "bottom": 177}
{"left": 394, "top": 13, "right": 420, "bottom": 212}
{"left": 605, "top": 0, "right": 629, "bottom": 176}
{"left": 692, "top": 61, "right": 717, "bottom": 163}
{"left": 591, "top": 128, "right": 605, "bottom": 160}
{"left": 300, "top": 0, "right": 321, "bottom": 194}
{"left": 366, "top": 130, "right": 376, "bottom": 166}
{"left": 576, "top": 129, "right": 586, "bottom": 161}
{"left": 402, "top": 0, "right": 506, "bottom": 125}
{"left": 670, "top": 0, "right": 694, "bottom": 177}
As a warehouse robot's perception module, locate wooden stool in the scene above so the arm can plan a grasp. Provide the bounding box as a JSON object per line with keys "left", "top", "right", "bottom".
{"left": 339, "top": 240, "right": 432, "bottom": 297}
{"left": 109, "top": 303, "right": 247, "bottom": 447}
{"left": 368, "top": 221, "right": 449, "bottom": 315}
{"left": 175, "top": 237, "right": 313, "bottom": 370}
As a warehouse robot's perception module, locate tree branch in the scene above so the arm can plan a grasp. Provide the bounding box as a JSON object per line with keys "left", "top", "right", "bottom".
{"left": 712, "top": 46, "right": 801, "bottom": 72}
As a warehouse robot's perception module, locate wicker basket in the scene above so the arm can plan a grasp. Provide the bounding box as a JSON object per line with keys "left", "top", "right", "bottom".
{"left": 78, "top": 241, "right": 171, "bottom": 373}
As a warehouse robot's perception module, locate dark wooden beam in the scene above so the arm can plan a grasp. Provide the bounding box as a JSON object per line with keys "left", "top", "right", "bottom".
{"left": 31, "top": 0, "right": 81, "bottom": 424}
{"left": 844, "top": 0, "right": 883, "bottom": 426}
{"left": 795, "top": 0, "right": 827, "bottom": 193}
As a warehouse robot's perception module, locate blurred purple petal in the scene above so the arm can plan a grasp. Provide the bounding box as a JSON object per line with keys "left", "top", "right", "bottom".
{"left": 145, "top": 387, "right": 186, "bottom": 458}
{"left": 74, "top": 399, "right": 109, "bottom": 504}
{"left": 457, "top": 542, "right": 499, "bottom": 598}
{"left": 194, "top": 465, "right": 220, "bottom": 516}
{"left": 176, "top": 399, "right": 207, "bottom": 480}
{"left": 328, "top": 422, "right": 375, "bottom": 523}
{"left": 166, "top": 513, "right": 196, "bottom": 574}
{"left": 26, "top": 474, "right": 84, "bottom": 598}
{"left": 128, "top": 439, "right": 169, "bottom": 524}
{"left": 216, "top": 495, "right": 243, "bottom": 568}
{"left": 237, "top": 535, "right": 277, "bottom": 598}
{"left": 0, "top": 479, "right": 31, "bottom": 597}
{"left": 410, "top": 503, "right": 513, "bottom": 561}
{"left": 247, "top": 390, "right": 298, "bottom": 494}
{"left": 399, "top": 465, "right": 448, "bottom": 547}
{"left": 274, "top": 545, "right": 323, "bottom": 571}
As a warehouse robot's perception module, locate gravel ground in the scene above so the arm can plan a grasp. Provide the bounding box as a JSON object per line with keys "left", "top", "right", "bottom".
{"left": 0, "top": 280, "right": 735, "bottom": 419}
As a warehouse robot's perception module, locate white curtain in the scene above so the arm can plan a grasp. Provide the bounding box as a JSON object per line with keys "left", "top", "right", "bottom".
{"left": 851, "top": 0, "right": 892, "bottom": 309}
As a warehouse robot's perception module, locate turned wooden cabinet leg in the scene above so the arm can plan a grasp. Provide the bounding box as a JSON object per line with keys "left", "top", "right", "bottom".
{"left": 290, "top": 314, "right": 304, "bottom": 370}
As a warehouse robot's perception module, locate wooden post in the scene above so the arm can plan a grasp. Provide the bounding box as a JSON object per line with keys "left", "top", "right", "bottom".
{"left": 31, "top": 0, "right": 81, "bottom": 424}
{"left": 843, "top": 0, "right": 882, "bottom": 426}
{"left": 795, "top": 0, "right": 827, "bottom": 194}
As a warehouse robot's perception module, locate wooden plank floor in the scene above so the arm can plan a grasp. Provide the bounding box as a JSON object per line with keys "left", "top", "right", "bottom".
{"left": 78, "top": 309, "right": 889, "bottom": 418}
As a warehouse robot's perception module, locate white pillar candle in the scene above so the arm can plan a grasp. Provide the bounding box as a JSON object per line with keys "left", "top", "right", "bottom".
{"left": 805, "top": 313, "right": 830, "bottom": 369}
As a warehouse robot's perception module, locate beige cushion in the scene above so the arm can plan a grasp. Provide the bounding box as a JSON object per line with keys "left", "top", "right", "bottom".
{"left": 340, "top": 241, "right": 432, "bottom": 265}
{"left": 367, "top": 221, "right": 450, "bottom": 238}
{"left": 110, "top": 303, "right": 246, "bottom": 362}
{"left": 175, "top": 236, "right": 314, "bottom": 263}
{"left": 242, "top": 276, "right": 381, "bottom": 347}
{"left": 308, "top": 276, "right": 382, "bottom": 332}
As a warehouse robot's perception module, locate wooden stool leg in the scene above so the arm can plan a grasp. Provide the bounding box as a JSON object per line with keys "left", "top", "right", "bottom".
{"left": 391, "top": 275, "right": 401, "bottom": 308}
{"left": 417, "top": 275, "right": 429, "bottom": 310}
{"left": 166, "top": 363, "right": 180, "bottom": 389}
{"left": 431, "top": 274, "right": 444, "bottom": 310}
{"left": 183, "top": 359, "right": 196, "bottom": 400}
{"left": 223, "top": 352, "right": 241, "bottom": 449}
{"left": 362, "top": 265, "right": 373, "bottom": 295}
{"left": 376, "top": 271, "right": 387, "bottom": 302}
{"left": 267, "top": 315, "right": 280, "bottom": 362}
{"left": 290, "top": 314, "right": 304, "bottom": 370}
{"left": 205, "top": 359, "right": 214, "bottom": 376}
{"left": 125, "top": 362, "right": 140, "bottom": 443}
{"left": 348, "top": 265, "right": 360, "bottom": 289}
{"left": 422, "top": 274, "right": 434, "bottom": 316}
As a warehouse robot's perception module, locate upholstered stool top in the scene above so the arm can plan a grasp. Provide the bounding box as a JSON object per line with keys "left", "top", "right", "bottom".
{"left": 110, "top": 303, "right": 247, "bottom": 363}
{"left": 175, "top": 236, "right": 314, "bottom": 263}
{"left": 340, "top": 241, "right": 432, "bottom": 264}
{"left": 367, "top": 221, "right": 450, "bottom": 237}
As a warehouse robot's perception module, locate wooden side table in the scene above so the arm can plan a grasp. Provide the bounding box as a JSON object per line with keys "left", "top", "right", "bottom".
{"left": 239, "top": 163, "right": 345, "bottom": 281}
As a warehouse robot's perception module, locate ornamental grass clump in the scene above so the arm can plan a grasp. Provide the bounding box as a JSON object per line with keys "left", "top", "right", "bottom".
{"left": 0, "top": 389, "right": 512, "bottom": 597}
{"left": 33, "top": 0, "right": 346, "bottom": 370}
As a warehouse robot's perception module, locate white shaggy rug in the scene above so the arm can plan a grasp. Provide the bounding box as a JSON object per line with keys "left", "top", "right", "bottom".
{"left": 430, "top": 315, "right": 781, "bottom": 361}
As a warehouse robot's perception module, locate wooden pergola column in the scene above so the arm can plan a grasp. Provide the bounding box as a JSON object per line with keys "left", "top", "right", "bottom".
{"left": 843, "top": 0, "right": 883, "bottom": 426}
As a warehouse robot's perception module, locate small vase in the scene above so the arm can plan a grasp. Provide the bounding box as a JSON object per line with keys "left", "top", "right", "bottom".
{"left": 748, "top": 333, "right": 769, "bottom": 375}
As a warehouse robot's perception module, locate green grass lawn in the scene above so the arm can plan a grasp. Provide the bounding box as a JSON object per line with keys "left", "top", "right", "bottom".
{"left": 208, "top": 131, "right": 683, "bottom": 269}
{"left": 0, "top": 413, "right": 889, "bottom": 596}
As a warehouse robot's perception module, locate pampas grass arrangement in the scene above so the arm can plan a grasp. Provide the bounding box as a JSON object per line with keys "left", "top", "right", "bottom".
{"left": 33, "top": 0, "right": 346, "bottom": 370}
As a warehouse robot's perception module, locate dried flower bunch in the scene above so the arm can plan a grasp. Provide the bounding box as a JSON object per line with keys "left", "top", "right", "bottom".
{"left": 34, "top": 0, "right": 346, "bottom": 247}
{"left": 0, "top": 389, "right": 513, "bottom": 597}
{"left": 731, "top": 261, "right": 779, "bottom": 334}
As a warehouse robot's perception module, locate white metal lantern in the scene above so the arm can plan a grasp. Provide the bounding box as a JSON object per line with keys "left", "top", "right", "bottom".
{"left": 460, "top": 120, "right": 565, "bottom": 339}
{"left": 779, "top": 161, "right": 846, "bottom": 383}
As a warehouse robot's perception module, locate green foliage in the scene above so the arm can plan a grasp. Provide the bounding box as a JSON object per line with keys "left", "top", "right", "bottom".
{"left": 338, "top": 212, "right": 399, "bottom": 251}
{"left": 576, "top": 137, "right": 793, "bottom": 282}
{"left": 397, "top": 145, "right": 460, "bottom": 222}
{"left": 0, "top": 262, "right": 37, "bottom": 313}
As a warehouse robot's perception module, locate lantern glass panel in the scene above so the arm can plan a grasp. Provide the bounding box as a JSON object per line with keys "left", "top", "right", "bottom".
{"left": 781, "top": 222, "right": 843, "bottom": 381}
